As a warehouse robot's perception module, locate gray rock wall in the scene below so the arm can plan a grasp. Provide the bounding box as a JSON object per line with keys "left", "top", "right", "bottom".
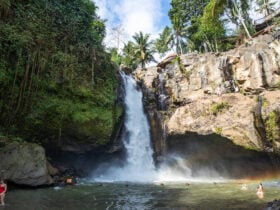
{"left": 133, "top": 34, "right": 280, "bottom": 155}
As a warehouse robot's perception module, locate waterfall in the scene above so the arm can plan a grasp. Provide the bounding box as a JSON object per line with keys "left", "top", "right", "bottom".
{"left": 90, "top": 71, "right": 195, "bottom": 183}
{"left": 91, "top": 71, "right": 156, "bottom": 182}
{"left": 120, "top": 72, "right": 156, "bottom": 176}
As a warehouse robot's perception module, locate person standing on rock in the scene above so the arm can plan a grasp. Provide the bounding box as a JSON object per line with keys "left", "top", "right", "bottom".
{"left": 0, "top": 179, "right": 7, "bottom": 205}
{"left": 216, "top": 84, "right": 222, "bottom": 96}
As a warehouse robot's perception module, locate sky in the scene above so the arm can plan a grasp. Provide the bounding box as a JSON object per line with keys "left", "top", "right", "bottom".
{"left": 93, "top": 0, "right": 171, "bottom": 49}
{"left": 93, "top": 0, "right": 280, "bottom": 50}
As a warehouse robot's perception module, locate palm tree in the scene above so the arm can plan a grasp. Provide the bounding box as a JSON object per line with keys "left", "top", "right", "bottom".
{"left": 155, "top": 26, "right": 174, "bottom": 57}
{"left": 211, "top": 0, "right": 253, "bottom": 38}
{"left": 171, "top": 15, "right": 188, "bottom": 54}
{"left": 121, "top": 41, "right": 137, "bottom": 70}
{"left": 132, "top": 32, "right": 156, "bottom": 68}
{"left": 256, "top": 0, "right": 276, "bottom": 16}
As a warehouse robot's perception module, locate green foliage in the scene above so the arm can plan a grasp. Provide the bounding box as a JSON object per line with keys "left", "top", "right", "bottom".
{"left": 155, "top": 26, "right": 173, "bottom": 57}
{"left": 215, "top": 127, "right": 222, "bottom": 135}
{"left": 0, "top": 0, "right": 121, "bottom": 145}
{"left": 265, "top": 111, "right": 279, "bottom": 142}
{"left": 276, "top": 81, "right": 280, "bottom": 89}
{"left": 262, "top": 98, "right": 269, "bottom": 107}
{"left": 132, "top": 31, "right": 156, "bottom": 68}
{"left": 120, "top": 32, "right": 156, "bottom": 70}
{"left": 171, "top": 55, "right": 187, "bottom": 75}
{"left": 167, "top": 0, "right": 256, "bottom": 52}
{"left": 244, "top": 145, "right": 258, "bottom": 151}
{"left": 0, "top": 131, "right": 23, "bottom": 144}
{"left": 110, "top": 48, "right": 122, "bottom": 66}
{"left": 121, "top": 41, "right": 138, "bottom": 71}
{"left": 195, "top": 0, "right": 226, "bottom": 52}
{"left": 211, "top": 102, "right": 228, "bottom": 115}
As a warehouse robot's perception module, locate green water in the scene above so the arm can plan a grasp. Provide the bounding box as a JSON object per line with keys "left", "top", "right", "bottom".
{"left": 2, "top": 180, "right": 280, "bottom": 210}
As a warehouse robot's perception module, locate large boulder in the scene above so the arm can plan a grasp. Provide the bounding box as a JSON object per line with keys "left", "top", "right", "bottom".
{"left": 0, "top": 142, "right": 53, "bottom": 186}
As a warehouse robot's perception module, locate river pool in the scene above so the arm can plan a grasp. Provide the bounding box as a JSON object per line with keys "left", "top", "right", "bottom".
{"left": 2, "top": 180, "right": 280, "bottom": 210}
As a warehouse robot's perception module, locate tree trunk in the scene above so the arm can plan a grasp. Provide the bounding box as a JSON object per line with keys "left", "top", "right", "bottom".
{"left": 233, "top": 2, "right": 252, "bottom": 39}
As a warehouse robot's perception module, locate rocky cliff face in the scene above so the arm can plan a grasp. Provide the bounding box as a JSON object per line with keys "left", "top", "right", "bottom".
{"left": 133, "top": 34, "right": 280, "bottom": 177}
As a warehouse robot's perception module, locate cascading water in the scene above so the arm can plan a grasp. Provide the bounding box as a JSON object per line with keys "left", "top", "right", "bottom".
{"left": 91, "top": 71, "right": 156, "bottom": 182}
{"left": 90, "top": 71, "right": 195, "bottom": 183}
{"left": 119, "top": 71, "right": 156, "bottom": 178}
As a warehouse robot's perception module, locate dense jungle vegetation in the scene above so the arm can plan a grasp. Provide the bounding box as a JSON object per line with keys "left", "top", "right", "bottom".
{"left": 0, "top": 0, "right": 279, "bottom": 146}
{"left": 0, "top": 0, "right": 122, "bottom": 145}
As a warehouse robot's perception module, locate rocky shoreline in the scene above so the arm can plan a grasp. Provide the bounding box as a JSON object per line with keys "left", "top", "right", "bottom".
{"left": 266, "top": 199, "right": 280, "bottom": 210}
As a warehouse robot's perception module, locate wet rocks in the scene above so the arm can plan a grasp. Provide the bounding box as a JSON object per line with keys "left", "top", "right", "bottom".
{"left": 266, "top": 199, "right": 280, "bottom": 210}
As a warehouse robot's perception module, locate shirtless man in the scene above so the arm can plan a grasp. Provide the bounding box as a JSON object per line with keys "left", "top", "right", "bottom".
{"left": 256, "top": 182, "right": 264, "bottom": 199}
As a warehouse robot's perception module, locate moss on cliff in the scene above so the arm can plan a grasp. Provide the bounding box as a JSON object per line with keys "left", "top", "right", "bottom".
{"left": 211, "top": 102, "right": 229, "bottom": 115}
{"left": 265, "top": 110, "right": 280, "bottom": 143}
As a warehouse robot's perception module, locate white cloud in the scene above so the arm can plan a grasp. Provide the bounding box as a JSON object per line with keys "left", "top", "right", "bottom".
{"left": 93, "top": 0, "right": 169, "bottom": 49}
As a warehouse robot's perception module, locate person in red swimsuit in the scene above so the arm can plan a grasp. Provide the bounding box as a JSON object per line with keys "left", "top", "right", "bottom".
{"left": 0, "top": 180, "right": 7, "bottom": 205}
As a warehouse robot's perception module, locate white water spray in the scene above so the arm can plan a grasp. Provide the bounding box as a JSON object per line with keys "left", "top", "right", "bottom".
{"left": 119, "top": 72, "right": 156, "bottom": 179}
{"left": 90, "top": 72, "right": 205, "bottom": 183}
{"left": 92, "top": 72, "right": 156, "bottom": 182}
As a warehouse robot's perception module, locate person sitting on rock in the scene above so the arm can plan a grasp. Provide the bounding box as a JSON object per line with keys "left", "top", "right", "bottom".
{"left": 0, "top": 179, "right": 7, "bottom": 205}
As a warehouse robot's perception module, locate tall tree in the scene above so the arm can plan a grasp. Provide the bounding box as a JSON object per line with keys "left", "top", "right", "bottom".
{"left": 155, "top": 26, "right": 173, "bottom": 57}
{"left": 210, "top": 0, "right": 253, "bottom": 38}
{"left": 121, "top": 41, "right": 137, "bottom": 71}
{"left": 168, "top": 0, "right": 210, "bottom": 52}
{"left": 256, "top": 0, "right": 276, "bottom": 16}
{"left": 0, "top": 0, "right": 121, "bottom": 144}
{"left": 132, "top": 32, "right": 156, "bottom": 68}
{"left": 197, "top": 0, "right": 226, "bottom": 52}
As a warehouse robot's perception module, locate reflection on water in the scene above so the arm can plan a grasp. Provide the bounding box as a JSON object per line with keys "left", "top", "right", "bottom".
{"left": 2, "top": 180, "right": 280, "bottom": 210}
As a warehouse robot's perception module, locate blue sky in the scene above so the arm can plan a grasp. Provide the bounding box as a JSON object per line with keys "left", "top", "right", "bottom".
{"left": 93, "top": 0, "right": 280, "bottom": 49}
{"left": 93, "top": 0, "right": 171, "bottom": 48}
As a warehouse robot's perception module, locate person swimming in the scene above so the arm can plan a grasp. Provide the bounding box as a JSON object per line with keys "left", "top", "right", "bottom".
{"left": 256, "top": 182, "right": 264, "bottom": 199}
{"left": 241, "top": 183, "right": 248, "bottom": 190}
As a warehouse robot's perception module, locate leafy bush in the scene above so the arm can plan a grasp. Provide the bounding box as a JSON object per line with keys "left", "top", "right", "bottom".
{"left": 265, "top": 111, "right": 279, "bottom": 142}
{"left": 215, "top": 127, "right": 222, "bottom": 135}
{"left": 211, "top": 102, "right": 228, "bottom": 115}
{"left": 276, "top": 81, "right": 280, "bottom": 89}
